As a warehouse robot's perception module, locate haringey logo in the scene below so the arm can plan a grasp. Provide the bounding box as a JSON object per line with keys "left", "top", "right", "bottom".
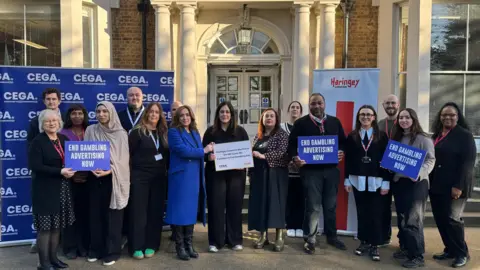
{"left": 118, "top": 75, "right": 148, "bottom": 86}
{"left": 0, "top": 72, "right": 14, "bottom": 84}
{"left": 3, "top": 92, "right": 37, "bottom": 103}
{"left": 330, "top": 77, "right": 360, "bottom": 88}
{"left": 0, "top": 111, "right": 15, "bottom": 122}
{"left": 73, "top": 74, "right": 106, "bottom": 85}
{"left": 27, "top": 73, "right": 61, "bottom": 84}
{"left": 1, "top": 187, "right": 17, "bottom": 199}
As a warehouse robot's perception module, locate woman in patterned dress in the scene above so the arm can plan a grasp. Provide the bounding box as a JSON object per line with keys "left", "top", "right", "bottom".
{"left": 29, "top": 109, "right": 76, "bottom": 270}
{"left": 248, "top": 108, "right": 290, "bottom": 252}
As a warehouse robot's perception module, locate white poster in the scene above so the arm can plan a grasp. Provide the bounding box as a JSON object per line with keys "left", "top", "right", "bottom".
{"left": 214, "top": 140, "right": 254, "bottom": 171}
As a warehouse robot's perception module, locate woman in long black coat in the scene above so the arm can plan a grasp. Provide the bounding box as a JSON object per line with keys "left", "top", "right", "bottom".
{"left": 248, "top": 108, "right": 289, "bottom": 252}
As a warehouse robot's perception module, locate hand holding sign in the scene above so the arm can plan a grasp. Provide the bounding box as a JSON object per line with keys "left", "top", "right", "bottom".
{"left": 338, "top": 150, "right": 344, "bottom": 162}
{"left": 252, "top": 151, "right": 265, "bottom": 160}
{"left": 293, "top": 156, "right": 306, "bottom": 167}
{"left": 452, "top": 187, "right": 462, "bottom": 199}
{"left": 92, "top": 169, "right": 111, "bottom": 178}
{"left": 204, "top": 142, "right": 214, "bottom": 154}
{"left": 61, "top": 168, "right": 76, "bottom": 179}
{"left": 208, "top": 153, "right": 216, "bottom": 161}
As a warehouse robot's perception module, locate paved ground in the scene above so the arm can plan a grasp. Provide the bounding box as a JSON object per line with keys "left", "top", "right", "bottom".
{"left": 0, "top": 226, "right": 479, "bottom": 269}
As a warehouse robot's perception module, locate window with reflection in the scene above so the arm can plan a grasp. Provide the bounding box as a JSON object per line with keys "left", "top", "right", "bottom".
{"left": 0, "top": 2, "right": 61, "bottom": 66}
{"left": 209, "top": 29, "right": 279, "bottom": 55}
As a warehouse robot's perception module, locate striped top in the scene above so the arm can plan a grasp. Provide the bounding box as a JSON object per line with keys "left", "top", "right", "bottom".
{"left": 280, "top": 122, "right": 300, "bottom": 178}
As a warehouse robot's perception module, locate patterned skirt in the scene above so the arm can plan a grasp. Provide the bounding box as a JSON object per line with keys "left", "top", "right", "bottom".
{"left": 33, "top": 180, "right": 75, "bottom": 231}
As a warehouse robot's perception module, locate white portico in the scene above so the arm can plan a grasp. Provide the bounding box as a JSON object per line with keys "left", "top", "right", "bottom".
{"left": 150, "top": 0, "right": 340, "bottom": 136}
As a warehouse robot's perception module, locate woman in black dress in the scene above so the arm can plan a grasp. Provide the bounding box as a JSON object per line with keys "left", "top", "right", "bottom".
{"left": 248, "top": 108, "right": 289, "bottom": 252}
{"left": 203, "top": 101, "right": 249, "bottom": 253}
{"left": 343, "top": 105, "right": 390, "bottom": 261}
{"left": 430, "top": 102, "right": 476, "bottom": 268}
{"left": 29, "top": 109, "right": 76, "bottom": 270}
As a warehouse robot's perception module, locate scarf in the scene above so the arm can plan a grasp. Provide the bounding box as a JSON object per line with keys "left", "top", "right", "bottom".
{"left": 309, "top": 113, "right": 327, "bottom": 134}
{"left": 84, "top": 101, "right": 130, "bottom": 210}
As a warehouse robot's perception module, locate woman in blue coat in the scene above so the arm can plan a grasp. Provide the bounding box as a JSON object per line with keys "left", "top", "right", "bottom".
{"left": 166, "top": 105, "right": 213, "bottom": 261}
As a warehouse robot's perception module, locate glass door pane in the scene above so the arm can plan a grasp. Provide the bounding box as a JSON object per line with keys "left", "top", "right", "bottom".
{"left": 215, "top": 75, "right": 241, "bottom": 123}
{"left": 248, "top": 75, "right": 272, "bottom": 124}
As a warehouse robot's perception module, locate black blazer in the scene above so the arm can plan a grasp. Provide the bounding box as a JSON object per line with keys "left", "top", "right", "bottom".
{"left": 27, "top": 113, "right": 66, "bottom": 150}
{"left": 118, "top": 108, "right": 144, "bottom": 132}
{"left": 430, "top": 125, "right": 477, "bottom": 198}
{"left": 29, "top": 133, "right": 69, "bottom": 215}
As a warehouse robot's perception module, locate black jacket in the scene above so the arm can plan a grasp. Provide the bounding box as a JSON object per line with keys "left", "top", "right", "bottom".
{"left": 27, "top": 113, "right": 66, "bottom": 150}
{"left": 29, "top": 133, "right": 69, "bottom": 215}
{"left": 129, "top": 128, "right": 169, "bottom": 176}
{"left": 118, "top": 107, "right": 144, "bottom": 132}
{"left": 288, "top": 114, "right": 346, "bottom": 170}
{"left": 430, "top": 125, "right": 477, "bottom": 198}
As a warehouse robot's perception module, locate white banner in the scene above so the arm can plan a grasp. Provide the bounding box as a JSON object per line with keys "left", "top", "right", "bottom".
{"left": 214, "top": 140, "right": 254, "bottom": 171}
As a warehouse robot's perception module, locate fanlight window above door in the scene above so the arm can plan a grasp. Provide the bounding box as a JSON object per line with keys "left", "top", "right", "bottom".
{"left": 209, "top": 29, "right": 279, "bottom": 55}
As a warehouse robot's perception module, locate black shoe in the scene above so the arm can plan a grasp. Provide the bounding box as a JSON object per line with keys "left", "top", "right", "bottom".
{"left": 354, "top": 242, "right": 370, "bottom": 256}
{"left": 433, "top": 251, "right": 454, "bottom": 260}
{"left": 184, "top": 225, "right": 199, "bottom": 259}
{"left": 369, "top": 246, "right": 380, "bottom": 261}
{"left": 452, "top": 256, "right": 469, "bottom": 268}
{"left": 176, "top": 247, "right": 190, "bottom": 261}
{"left": 393, "top": 249, "right": 408, "bottom": 260}
{"left": 327, "top": 238, "right": 347, "bottom": 250}
{"left": 51, "top": 259, "right": 69, "bottom": 269}
{"left": 304, "top": 242, "right": 315, "bottom": 255}
{"left": 402, "top": 257, "right": 425, "bottom": 268}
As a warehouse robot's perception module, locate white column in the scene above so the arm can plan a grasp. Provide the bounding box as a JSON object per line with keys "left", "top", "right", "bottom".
{"left": 293, "top": 3, "right": 311, "bottom": 111}
{"left": 179, "top": 3, "right": 197, "bottom": 111}
{"left": 315, "top": 6, "right": 322, "bottom": 69}
{"left": 60, "top": 0, "right": 83, "bottom": 67}
{"left": 406, "top": 0, "right": 432, "bottom": 130}
{"left": 152, "top": 2, "right": 172, "bottom": 71}
{"left": 319, "top": 3, "right": 337, "bottom": 69}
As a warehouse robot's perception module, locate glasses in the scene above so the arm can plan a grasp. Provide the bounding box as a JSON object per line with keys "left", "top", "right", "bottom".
{"left": 441, "top": 113, "right": 457, "bottom": 118}
{"left": 359, "top": 113, "right": 374, "bottom": 118}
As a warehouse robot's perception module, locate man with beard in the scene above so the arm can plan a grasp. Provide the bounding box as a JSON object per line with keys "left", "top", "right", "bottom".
{"left": 377, "top": 94, "right": 400, "bottom": 247}
{"left": 118, "top": 87, "right": 145, "bottom": 132}
{"left": 288, "top": 93, "right": 347, "bottom": 254}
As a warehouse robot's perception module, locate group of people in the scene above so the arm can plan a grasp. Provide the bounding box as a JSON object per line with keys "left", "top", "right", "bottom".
{"left": 27, "top": 86, "right": 475, "bottom": 269}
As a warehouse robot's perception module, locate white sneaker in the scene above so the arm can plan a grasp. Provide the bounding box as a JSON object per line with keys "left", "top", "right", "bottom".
{"left": 295, "top": 229, "right": 304, "bottom": 238}
{"left": 87, "top": 257, "right": 97, "bottom": 263}
{"left": 103, "top": 260, "right": 116, "bottom": 266}
{"left": 208, "top": 245, "right": 219, "bottom": 253}
{"left": 232, "top": 245, "right": 243, "bottom": 251}
{"left": 287, "top": 229, "right": 296, "bottom": 238}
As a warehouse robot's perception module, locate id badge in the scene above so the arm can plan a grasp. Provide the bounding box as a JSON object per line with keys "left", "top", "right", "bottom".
{"left": 155, "top": 154, "right": 163, "bottom": 161}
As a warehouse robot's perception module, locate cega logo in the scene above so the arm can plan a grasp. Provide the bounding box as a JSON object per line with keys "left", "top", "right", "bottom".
{"left": 28, "top": 111, "right": 42, "bottom": 119}
{"left": 1, "top": 187, "right": 17, "bottom": 198}
{"left": 32, "top": 223, "right": 37, "bottom": 232}
{"left": 88, "top": 111, "right": 97, "bottom": 122}
{"left": 61, "top": 92, "right": 84, "bottom": 103}
{"left": 144, "top": 94, "right": 168, "bottom": 103}
{"left": 7, "top": 205, "right": 32, "bottom": 216}
{"left": 118, "top": 75, "right": 148, "bottom": 86}
{"left": 160, "top": 76, "right": 174, "bottom": 86}
{"left": 0, "top": 111, "right": 15, "bottom": 122}
{"left": 97, "top": 93, "right": 127, "bottom": 104}
{"left": 0, "top": 149, "right": 16, "bottom": 161}
{"left": 4, "top": 130, "right": 28, "bottom": 142}
{"left": 3, "top": 92, "right": 37, "bottom": 103}
{"left": 330, "top": 77, "right": 360, "bottom": 88}
{"left": 27, "top": 73, "right": 60, "bottom": 84}
{"left": 6, "top": 168, "right": 31, "bottom": 179}
{"left": 73, "top": 74, "right": 106, "bottom": 85}
{"left": 1, "top": 224, "right": 18, "bottom": 235}
{"left": 0, "top": 72, "right": 13, "bottom": 84}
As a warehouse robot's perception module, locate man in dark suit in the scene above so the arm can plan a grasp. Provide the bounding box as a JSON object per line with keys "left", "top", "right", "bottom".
{"left": 27, "top": 87, "right": 65, "bottom": 253}
{"left": 288, "top": 93, "right": 347, "bottom": 254}
{"left": 118, "top": 87, "right": 145, "bottom": 132}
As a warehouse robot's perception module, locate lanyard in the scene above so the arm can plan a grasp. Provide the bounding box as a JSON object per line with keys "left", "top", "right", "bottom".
{"left": 434, "top": 130, "right": 451, "bottom": 146}
{"left": 150, "top": 131, "right": 160, "bottom": 150}
{"left": 385, "top": 119, "right": 397, "bottom": 138}
{"left": 309, "top": 114, "right": 326, "bottom": 134}
{"left": 127, "top": 106, "right": 145, "bottom": 129}
{"left": 52, "top": 140, "right": 65, "bottom": 164}
{"left": 361, "top": 134, "right": 374, "bottom": 154}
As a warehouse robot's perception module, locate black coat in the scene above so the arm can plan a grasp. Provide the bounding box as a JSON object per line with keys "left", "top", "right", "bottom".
{"left": 430, "top": 125, "right": 477, "bottom": 198}
{"left": 118, "top": 108, "right": 144, "bottom": 132}
{"left": 29, "top": 133, "right": 70, "bottom": 215}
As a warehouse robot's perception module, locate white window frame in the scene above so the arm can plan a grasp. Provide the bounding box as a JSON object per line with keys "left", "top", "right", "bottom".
{"left": 82, "top": 4, "right": 97, "bottom": 68}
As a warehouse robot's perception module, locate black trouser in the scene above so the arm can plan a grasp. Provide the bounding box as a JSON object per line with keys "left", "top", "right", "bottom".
{"left": 286, "top": 176, "right": 305, "bottom": 230}
{"left": 129, "top": 171, "right": 167, "bottom": 252}
{"left": 381, "top": 191, "right": 393, "bottom": 242}
{"left": 301, "top": 167, "right": 339, "bottom": 244}
{"left": 63, "top": 182, "right": 90, "bottom": 255}
{"left": 392, "top": 178, "right": 428, "bottom": 259}
{"left": 207, "top": 171, "right": 246, "bottom": 248}
{"left": 353, "top": 188, "right": 387, "bottom": 246}
{"left": 89, "top": 177, "right": 124, "bottom": 262}
{"left": 430, "top": 193, "right": 469, "bottom": 258}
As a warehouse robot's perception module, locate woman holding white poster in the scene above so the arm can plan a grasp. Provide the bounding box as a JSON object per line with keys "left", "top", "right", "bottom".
{"left": 202, "top": 101, "right": 249, "bottom": 253}
{"left": 343, "top": 105, "right": 390, "bottom": 262}
{"left": 390, "top": 108, "right": 435, "bottom": 269}
{"left": 248, "top": 108, "right": 289, "bottom": 252}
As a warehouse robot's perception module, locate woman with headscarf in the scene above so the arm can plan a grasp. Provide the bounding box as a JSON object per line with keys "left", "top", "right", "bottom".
{"left": 85, "top": 101, "right": 130, "bottom": 266}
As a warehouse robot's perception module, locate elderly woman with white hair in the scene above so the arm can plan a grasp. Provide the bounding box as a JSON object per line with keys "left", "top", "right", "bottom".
{"left": 29, "top": 109, "right": 76, "bottom": 270}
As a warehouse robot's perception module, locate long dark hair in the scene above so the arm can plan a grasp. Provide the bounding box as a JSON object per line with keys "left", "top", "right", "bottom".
{"left": 136, "top": 102, "right": 168, "bottom": 147}
{"left": 171, "top": 105, "right": 198, "bottom": 133}
{"left": 351, "top": 105, "right": 380, "bottom": 142}
{"left": 64, "top": 104, "right": 88, "bottom": 130}
{"left": 431, "top": 102, "right": 470, "bottom": 139}
{"left": 212, "top": 101, "right": 237, "bottom": 135}
{"left": 257, "top": 108, "right": 280, "bottom": 139}
{"left": 391, "top": 108, "right": 427, "bottom": 144}
{"left": 287, "top": 101, "right": 303, "bottom": 114}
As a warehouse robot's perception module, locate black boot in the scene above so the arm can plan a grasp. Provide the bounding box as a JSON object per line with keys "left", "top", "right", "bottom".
{"left": 184, "top": 225, "right": 199, "bottom": 259}
{"left": 174, "top": 226, "right": 190, "bottom": 261}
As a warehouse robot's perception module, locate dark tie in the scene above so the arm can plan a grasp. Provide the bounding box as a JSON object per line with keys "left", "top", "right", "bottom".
{"left": 362, "top": 133, "right": 369, "bottom": 147}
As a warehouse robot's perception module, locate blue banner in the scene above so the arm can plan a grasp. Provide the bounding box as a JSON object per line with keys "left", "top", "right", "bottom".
{"left": 380, "top": 140, "right": 427, "bottom": 180}
{"left": 298, "top": 136, "right": 339, "bottom": 164}
{"left": 0, "top": 66, "right": 174, "bottom": 245}
{"left": 65, "top": 141, "right": 111, "bottom": 171}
